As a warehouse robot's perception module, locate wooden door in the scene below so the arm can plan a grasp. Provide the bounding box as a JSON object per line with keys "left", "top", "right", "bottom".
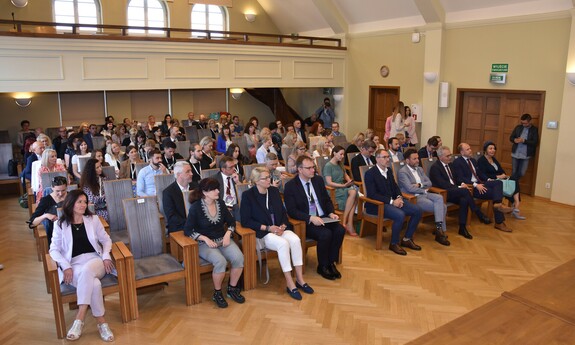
{"left": 455, "top": 89, "right": 544, "bottom": 196}
{"left": 369, "top": 86, "right": 399, "bottom": 143}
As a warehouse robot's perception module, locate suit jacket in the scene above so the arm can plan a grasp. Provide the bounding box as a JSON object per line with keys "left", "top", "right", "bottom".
{"left": 284, "top": 175, "right": 335, "bottom": 223}
{"left": 49, "top": 215, "right": 112, "bottom": 283}
{"left": 240, "top": 186, "right": 290, "bottom": 239}
{"left": 295, "top": 128, "right": 307, "bottom": 144}
{"left": 163, "top": 181, "right": 187, "bottom": 233}
{"left": 477, "top": 155, "right": 505, "bottom": 180}
{"left": 397, "top": 164, "right": 432, "bottom": 194}
{"left": 344, "top": 144, "right": 360, "bottom": 166}
{"left": 351, "top": 153, "right": 376, "bottom": 181}
{"left": 429, "top": 160, "right": 460, "bottom": 191}
{"left": 215, "top": 171, "right": 237, "bottom": 205}
{"left": 452, "top": 156, "right": 488, "bottom": 185}
{"left": 510, "top": 124, "right": 538, "bottom": 157}
{"left": 418, "top": 147, "right": 437, "bottom": 159}
{"left": 364, "top": 165, "right": 402, "bottom": 214}
{"left": 22, "top": 153, "right": 39, "bottom": 181}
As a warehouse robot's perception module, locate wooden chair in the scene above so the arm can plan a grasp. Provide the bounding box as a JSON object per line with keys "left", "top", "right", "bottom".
{"left": 197, "top": 129, "right": 213, "bottom": 140}
{"left": 46, "top": 243, "right": 130, "bottom": 339}
{"left": 345, "top": 152, "right": 359, "bottom": 177}
{"left": 117, "top": 196, "right": 194, "bottom": 319}
{"left": 0, "top": 143, "right": 23, "bottom": 195}
{"left": 154, "top": 173, "right": 176, "bottom": 218}
{"left": 135, "top": 162, "right": 148, "bottom": 175}
{"left": 332, "top": 135, "right": 348, "bottom": 147}
{"left": 175, "top": 140, "right": 190, "bottom": 159}
{"left": 39, "top": 171, "right": 68, "bottom": 199}
{"left": 358, "top": 165, "right": 393, "bottom": 250}
{"left": 215, "top": 154, "right": 224, "bottom": 167}
{"left": 232, "top": 136, "right": 249, "bottom": 161}
{"left": 92, "top": 136, "right": 107, "bottom": 150}
{"left": 102, "top": 179, "right": 134, "bottom": 245}
{"left": 77, "top": 156, "right": 91, "bottom": 174}
{"left": 242, "top": 164, "right": 265, "bottom": 183}
{"left": 315, "top": 155, "right": 330, "bottom": 175}
{"left": 101, "top": 165, "right": 117, "bottom": 180}
{"left": 184, "top": 126, "right": 199, "bottom": 144}
{"left": 200, "top": 168, "right": 219, "bottom": 179}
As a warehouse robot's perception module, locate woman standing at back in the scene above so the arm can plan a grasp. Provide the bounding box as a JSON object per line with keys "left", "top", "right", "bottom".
{"left": 389, "top": 101, "right": 407, "bottom": 138}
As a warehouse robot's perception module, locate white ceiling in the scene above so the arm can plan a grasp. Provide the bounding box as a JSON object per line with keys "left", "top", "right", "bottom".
{"left": 256, "top": 0, "right": 574, "bottom": 36}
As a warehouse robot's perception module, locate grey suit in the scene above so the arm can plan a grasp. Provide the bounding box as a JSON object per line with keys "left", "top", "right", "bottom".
{"left": 397, "top": 164, "right": 447, "bottom": 231}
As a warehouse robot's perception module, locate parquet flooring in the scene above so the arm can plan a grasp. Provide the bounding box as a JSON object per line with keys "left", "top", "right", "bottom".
{"left": 1, "top": 194, "right": 574, "bottom": 344}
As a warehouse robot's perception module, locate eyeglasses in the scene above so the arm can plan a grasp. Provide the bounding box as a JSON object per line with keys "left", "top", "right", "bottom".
{"left": 377, "top": 155, "right": 390, "bottom": 159}
{"left": 259, "top": 176, "right": 271, "bottom": 180}
{"left": 300, "top": 166, "right": 315, "bottom": 170}
{"left": 297, "top": 147, "right": 306, "bottom": 151}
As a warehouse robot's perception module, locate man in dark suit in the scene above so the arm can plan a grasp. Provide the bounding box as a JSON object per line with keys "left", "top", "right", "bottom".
{"left": 452, "top": 143, "right": 514, "bottom": 232}
{"left": 182, "top": 112, "right": 200, "bottom": 128}
{"left": 351, "top": 139, "right": 376, "bottom": 182}
{"left": 364, "top": 149, "right": 422, "bottom": 256}
{"left": 284, "top": 155, "right": 345, "bottom": 280}
{"left": 429, "top": 146, "right": 491, "bottom": 239}
{"left": 215, "top": 156, "right": 241, "bottom": 220}
{"left": 161, "top": 141, "right": 183, "bottom": 173}
{"left": 21, "top": 140, "right": 45, "bottom": 192}
{"left": 83, "top": 123, "right": 102, "bottom": 150}
{"left": 418, "top": 136, "right": 441, "bottom": 160}
{"left": 293, "top": 119, "right": 307, "bottom": 144}
{"left": 162, "top": 161, "right": 194, "bottom": 234}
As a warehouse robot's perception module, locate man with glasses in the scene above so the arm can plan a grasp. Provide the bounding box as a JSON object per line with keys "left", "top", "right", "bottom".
{"left": 215, "top": 156, "right": 241, "bottom": 220}
{"left": 429, "top": 146, "right": 492, "bottom": 239}
{"left": 364, "top": 149, "right": 422, "bottom": 255}
{"left": 351, "top": 139, "right": 376, "bottom": 182}
{"left": 418, "top": 136, "right": 441, "bottom": 160}
{"left": 509, "top": 113, "right": 538, "bottom": 182}
{"left": 398, "top": 149, "right": 450, "bottom": 246}
{"left": 284, "top": 156, "right": 345, "bottom": 280}
{"left": 27, "top": 175, "right": 68, "bottom": 245}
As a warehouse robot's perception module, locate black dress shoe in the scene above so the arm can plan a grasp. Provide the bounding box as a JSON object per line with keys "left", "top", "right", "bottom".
{"left": 329, "top": 264, "right": 342, "bottom": 279}
{"left": 296, "top": 282, "right": 314, "bottom": 294}
{"left": 477, "top": 213, "right": 492, "bottom": 224}
{"left": 317, "top": 266, "right": 336, "bottom": 280}
{"left": 458, "top": 227, "right": 473, "bottom": 239}
{"left": 389, "top": 243, "right": 407, "bottom": 256}
{"left": 400, "top": 239, "right": 422, "bottom": 251}
{"left": 435, "top": 232, "right": 451, "bottom": 246}
{"left": 286, "top": 287, "right": 302, "bottom": 300}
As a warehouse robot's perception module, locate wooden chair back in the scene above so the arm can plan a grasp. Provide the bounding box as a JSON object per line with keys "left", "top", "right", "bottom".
{"left": 332, "top": 134, "right": 348, "bottom": 147}
{"left": 235, "top": 182, "right": 251, "bottom": 207}
{"left": 154, "top": 173, "right": 176, "bottom": 217}
{"left": 92, "top": 136, "right": 107, "bottom": 150}
{"left": 184, "top": 126, "right": 199, "bottom": 144}
{"left": 101, "top": 165, "right": 117, "bottom": 180}
{"left": 103, "top": 179, "right": 134, "bottom": 233}
{"left": 421, "top": 157, "right": 437, "bottom": 177}
{"left": 391, "top": 161, "right": 406, "bottom": 184}
{"left": 122, "top": 197, "right": 164, "bottom": 259}
{"left": 315, "top": 155, "right": 330, "bottom": 175}
{"left": 243, "top": 164, "right": 265, "bottom": 183}
{"left": 232, "top": 136, "right": 249, "bottom": 159}
{"left": 77, "top": 156, "right": 91, "bottom": 173}
{"left": 40, "top": 171, "right": 67, "bottom": 193}
{"left": 183, "top": 190, "right": 192, "bottom": 216}
{"left": 346, "top": 152, "right": 359, "bottom": 166}
{"left": 135, "top": 162, "right": 148, "bottom": 175}
{"left": 175, "top": 140, "right": 190, "bottom": 159}
{"left": 200, "top": 168, "right": 219, "bottom": 179}
{"left": 358, "top": 165, "right": 373, "bottom": 194}
{"left": 197, "top": 129, "right": 213, "bottom": 140}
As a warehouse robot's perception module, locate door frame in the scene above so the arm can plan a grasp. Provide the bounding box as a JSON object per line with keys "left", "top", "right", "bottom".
{"left": 368, "top": 85, "right": 400, "bottom": 131}
{"left": 454, "top": 88, "right": 545, "bottom": 196}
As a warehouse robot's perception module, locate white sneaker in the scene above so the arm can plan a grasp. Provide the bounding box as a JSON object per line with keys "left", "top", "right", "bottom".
{"left": 97, "top": 322, "right": 114, "bottom": 342}
{"left": 0, "top": 264, "right": 4, "bottom": 270}
{"left": 512, "top": 209, "right": 526, "bottom": 220}
{"left": 66, "top": 319, "right": 84, "bottom": 341}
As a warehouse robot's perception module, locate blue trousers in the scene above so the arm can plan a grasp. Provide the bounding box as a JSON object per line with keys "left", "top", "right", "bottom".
{"left": 384, "top": 200, "right": 422, "bottom": 245}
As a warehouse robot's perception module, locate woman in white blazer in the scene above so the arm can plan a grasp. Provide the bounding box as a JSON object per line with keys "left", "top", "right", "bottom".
{"left": 49, "top": 189, "right": 115, "bottom": 342}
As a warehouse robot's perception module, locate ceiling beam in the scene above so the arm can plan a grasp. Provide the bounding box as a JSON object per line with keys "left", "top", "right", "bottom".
{"left": 311, "top": 0, "right": 348, "bottom": 34}
{"left": 414, "top": 0, "right": 445, "bottom": 24}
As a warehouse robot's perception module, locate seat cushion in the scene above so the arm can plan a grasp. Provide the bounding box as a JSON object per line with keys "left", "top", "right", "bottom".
{"left": 60, "top": 274, "right": 118, "bottom": 297}
{"left": 111, "top": 229, "right": 129, "bottom": 245}
{"left": 134, "top": 254, "right": 184, "bottom": 280}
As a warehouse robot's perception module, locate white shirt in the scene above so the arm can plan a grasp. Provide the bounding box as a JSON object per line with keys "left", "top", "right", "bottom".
{"left": 220, "top": 172, "right": 237, "bottom": 206}
{"left": 298, "top": 176, "right": 326, "bottom": 217}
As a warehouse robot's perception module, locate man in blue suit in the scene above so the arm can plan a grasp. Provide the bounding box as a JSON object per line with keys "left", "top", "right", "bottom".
{"left": 21, "top": 141, "right": 45, "bottom": 191}
{"left": 364, "top": 149, "right": 422, "bottom": 256}
{"left": 452, "top": 143, "right": 514, "bottom": 232}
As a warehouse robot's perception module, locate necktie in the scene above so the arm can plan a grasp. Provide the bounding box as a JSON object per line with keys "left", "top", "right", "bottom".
{"left": 226, "top": 177, "right": 232, "bottom": 196}
{"left": 466, "top": 159, "right": 482, "bottom": 183}
{"left": 445, "top": 164, "right": 454, "bottom": 184}
{"left": 306, "top": 182, "right": 317, "bottom": 216}
{"left": 365, "top": 156, "right": 371, "bottom": 166}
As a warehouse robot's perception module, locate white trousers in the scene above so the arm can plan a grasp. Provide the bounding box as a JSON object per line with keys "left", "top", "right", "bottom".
{"left": 69, "top": 252, "right": 106, "bottom": 317}
{"left": 263, "top": 230, "right": 303, "bottom": 272}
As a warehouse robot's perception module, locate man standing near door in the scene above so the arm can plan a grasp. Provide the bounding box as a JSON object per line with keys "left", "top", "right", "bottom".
{"left": 509, "top": 113, "right": 539, "bottom": 182}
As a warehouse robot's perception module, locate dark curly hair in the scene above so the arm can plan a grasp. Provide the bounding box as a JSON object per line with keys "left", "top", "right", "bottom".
{"left": 80, "top": 158, "right": 103, "bottom": 195}
{"left": 189, "top": 178, "right": 220, "bottom": 204}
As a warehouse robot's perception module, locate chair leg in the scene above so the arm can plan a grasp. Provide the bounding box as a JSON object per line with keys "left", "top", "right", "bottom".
{"left": 359, "top": 219, "right": 366, "bottom": 237}
{"left": 375, "top": 222, "right": 383, "bottom": 251}
{"left": 49, "top": 277, "right": 66, "bottom": 338}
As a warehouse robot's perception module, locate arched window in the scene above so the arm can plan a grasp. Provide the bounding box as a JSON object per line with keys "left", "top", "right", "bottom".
{"left": 127, "top": 0, "right": 168, "bottom": 35}
{"left": 191, "top": 4, "right": 227, "bottom": 38}
{"left": 53, "top": 0, "right": 101, "bottom": 32}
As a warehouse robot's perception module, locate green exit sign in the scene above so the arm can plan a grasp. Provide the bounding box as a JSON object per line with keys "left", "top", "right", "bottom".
{"left": 491, "top": 63, "right": 508, "bottom": 72}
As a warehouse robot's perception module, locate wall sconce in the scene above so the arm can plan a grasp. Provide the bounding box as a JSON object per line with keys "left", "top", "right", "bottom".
{"left": 244, "top": 12, "right": 256, "bottom": 23}
{"left": 423, "top": 72, "right": 438, "bottom": 83}
{"left": 15, "top": 97, "right": 32, "bottom": 107}
{"left": 230, "top": 88, "right": 244, "bottom": 100}
{"left": 11, "top": 0, "right": 28, "bottom": 7}
{"left": 567, "top": 72, "right": 575, "bottom": 85}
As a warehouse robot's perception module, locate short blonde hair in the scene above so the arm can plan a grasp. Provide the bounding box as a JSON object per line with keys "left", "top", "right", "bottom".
{"left": 250, "top": 166, "right": 269, "bottom": 184}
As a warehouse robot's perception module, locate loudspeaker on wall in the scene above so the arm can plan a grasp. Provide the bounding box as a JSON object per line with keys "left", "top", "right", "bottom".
{"left": 439, "top": 82, "right": 449, "bottom": 108}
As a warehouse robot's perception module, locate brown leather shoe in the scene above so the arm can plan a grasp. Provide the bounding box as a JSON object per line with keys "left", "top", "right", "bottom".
{"left": 494, "top": 203, "right": 514, "bottom": 214}
{"left": 400, "top": 239, "right": 422, "bottom": 251}
{"left": 389, "top": 243, "right": 407, "bottom": 256}
{"left": 494, "top": 222, "right": 513, "bottom": 232}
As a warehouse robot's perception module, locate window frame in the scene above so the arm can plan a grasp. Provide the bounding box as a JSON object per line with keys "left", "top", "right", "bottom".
{"left": 127, "top": 0, "right": 170, "bottom": 36}
{"left": 52, "top": 0, "right": 102, "bottom": 32}
{"left": 190, "top": 4, "right": 228, "bottom": 38}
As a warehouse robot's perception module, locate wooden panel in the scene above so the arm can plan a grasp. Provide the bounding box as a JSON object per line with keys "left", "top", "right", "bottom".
{"left": 234, "top": 59, "right": 281, "bottom": 79}
{"left": 368, "top": 86, "right": 399, "bottom": 141}
{"left": 0, "top": 55, "right": 63, "bottom": 80}
{"left": 293, "top": 61, "right": 334, "bottom": 79}
{"left": 165, "top": 58, "right": 220, "bottom": 79}
{"left": 83, "top": 57, "right": 148, "bottom": 80}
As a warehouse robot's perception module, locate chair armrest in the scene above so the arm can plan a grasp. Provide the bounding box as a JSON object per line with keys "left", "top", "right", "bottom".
{"left": 401, "top": 192, "right": 416, "bottom": 202}
{"left": 428, "top": 187, "right": 447, "bottom": 203}
{"left": 234, "top": 222, "right": 256, "bottom": 290}
{"left": 358, "top": 195, "right": 385, "bottom": 207}
{"left": 46, "top": 254, "right": 58, "bottom": 273}
{"left": 99, "top": 216, "right": 110, "bottom": 235}
{"left": 110, "top": 242, "right": 124, "bottom": 263}
{"left": 115, "top": 241, "right": 133, "bottom": 261}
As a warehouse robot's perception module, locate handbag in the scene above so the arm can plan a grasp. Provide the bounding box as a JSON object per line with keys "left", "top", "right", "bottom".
{"left": 500, "top": 179, "right": 516, "bottom": 197}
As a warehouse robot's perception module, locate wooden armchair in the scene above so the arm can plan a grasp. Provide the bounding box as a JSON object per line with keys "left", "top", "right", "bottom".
{"left": 117, "top": 196, "right": 194, "bottom": 320}
{"left": 102, "top": 179, "right": 134, "bottom": 245}
{"left": 200, "top": 168, "right": 219, "bottom": 179}
{"left": 45, "top": 243, "right": 130, "bottom": 339}
{"left": 358, "top": 165, "right": 393, "bottom": 250}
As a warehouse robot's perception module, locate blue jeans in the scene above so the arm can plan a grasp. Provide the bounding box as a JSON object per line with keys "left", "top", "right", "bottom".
{"left": 511, "top": 157, "right": 529, "bottom": 181}
{"left": 384, "top": 201, "right": 422, "bottom": 245}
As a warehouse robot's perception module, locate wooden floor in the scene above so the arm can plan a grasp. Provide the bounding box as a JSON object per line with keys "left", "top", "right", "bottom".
{"left": 1, "top": 194, "right": 574, "bottom": 344}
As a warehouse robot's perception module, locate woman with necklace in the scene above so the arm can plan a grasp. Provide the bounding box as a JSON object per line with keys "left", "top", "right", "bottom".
{"left": 49, "top": 190, "right": 115, "bottom": 342}
{"left": 184, "top": 178, "right": 245, "bottom": 308}
{"left": 240, "top": 167, "right": 313, "bottom": 300}
{"left": 119, "top": 145, "right": 143, "bottom": 181}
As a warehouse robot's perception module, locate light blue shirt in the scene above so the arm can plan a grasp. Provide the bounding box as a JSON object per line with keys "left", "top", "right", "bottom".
{"left": 136, "top": 165, "right": 163, "bottom": 196}
{"left": 511, "top": 127, "right": 530, "bottom": 159}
